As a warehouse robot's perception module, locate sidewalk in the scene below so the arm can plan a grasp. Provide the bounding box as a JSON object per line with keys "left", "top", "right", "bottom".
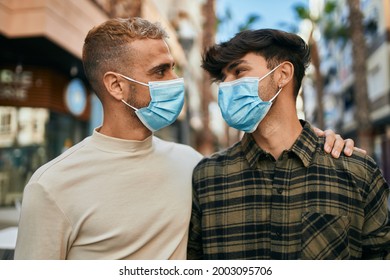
{"left": 0, "top": 207, "right": 20, "bottom": 230}
{"left": 0, "top": 207, "right": 19, "bottom": 259}
{"left": 0, "top": 227, "right": 17, "bottom": 260}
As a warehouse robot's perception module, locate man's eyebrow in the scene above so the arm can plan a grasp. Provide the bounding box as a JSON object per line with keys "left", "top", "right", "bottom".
{"left": 147, "top": 62, "right": 174, "bottom": 75}
{"left": 225, "top": 59, "right": 246, "bottom": 72}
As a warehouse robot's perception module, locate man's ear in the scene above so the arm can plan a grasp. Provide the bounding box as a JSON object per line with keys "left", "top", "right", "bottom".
{"left": 277, "top": 62, "right": 294, "bottom": 88}
{"left": 103, "top": 71, "right": 125, "bottom": 101}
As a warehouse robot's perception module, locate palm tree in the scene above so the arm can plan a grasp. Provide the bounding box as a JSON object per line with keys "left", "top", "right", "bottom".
{"left": 197, "top": 0, "right": 217, "bottom": 155}
{"left": 294, "top": 2, "right": 340, "bottom": 130}
{"left": 347, "top": 0, "right": 373, "bottom": 155}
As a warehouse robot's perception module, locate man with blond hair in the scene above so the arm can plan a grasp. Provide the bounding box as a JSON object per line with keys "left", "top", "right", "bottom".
{"left": 15, "top": 17, "right": 202, "bottom": 260}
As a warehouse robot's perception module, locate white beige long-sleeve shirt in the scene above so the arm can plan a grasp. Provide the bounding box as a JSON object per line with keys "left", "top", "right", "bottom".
{"left": 15, "top": 130, "right": 202, "bottom": 259}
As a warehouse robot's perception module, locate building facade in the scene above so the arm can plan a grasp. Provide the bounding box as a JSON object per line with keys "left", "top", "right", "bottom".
{"left": 302, "top": 0, "right": 390, "bottom": 182}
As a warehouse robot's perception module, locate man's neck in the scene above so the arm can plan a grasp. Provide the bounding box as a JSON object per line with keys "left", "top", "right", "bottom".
{"left": 251, "top": 116, "right": 303, "bottom": 160}
{"left": 99, "top": 118, "right": 152, "bottom": 141}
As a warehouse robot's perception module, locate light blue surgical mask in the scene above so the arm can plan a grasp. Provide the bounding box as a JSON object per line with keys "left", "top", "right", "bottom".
{"left": 118, "top": 74, "right": 185, "bottom": 132}
{"left": 218, "top": 64, "right": 282, "bottom": 133}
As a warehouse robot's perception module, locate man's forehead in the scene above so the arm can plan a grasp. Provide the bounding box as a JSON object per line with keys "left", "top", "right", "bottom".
{"left": 130, "top": 39, "right": 174, "bottom": 66}
{"left": 131, "top": 39, "right": 170, "bottom": 55}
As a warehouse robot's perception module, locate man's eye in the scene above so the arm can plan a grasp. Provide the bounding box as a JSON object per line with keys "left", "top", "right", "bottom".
{"left": 156, "top": 69, "right": 165, "bottom": 76}
{"left": 235, "top": 69, "right": 244, "bottom": 76}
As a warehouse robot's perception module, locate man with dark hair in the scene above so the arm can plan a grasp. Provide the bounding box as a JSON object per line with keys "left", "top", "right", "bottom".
{"left": 187, "top": 29, "right": 390, "bottom": 260}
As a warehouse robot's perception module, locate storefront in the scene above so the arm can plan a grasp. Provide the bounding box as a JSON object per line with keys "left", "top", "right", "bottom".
{"left": 0, "top": 61, "right": 91, "bottom": 207}
{"left": 0, "top": 0, "right": 107, "bottom": 209}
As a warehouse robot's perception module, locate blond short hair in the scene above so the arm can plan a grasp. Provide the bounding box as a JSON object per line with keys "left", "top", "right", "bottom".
{"left": 82, "top": 17, "right": 168, "bottom": 96}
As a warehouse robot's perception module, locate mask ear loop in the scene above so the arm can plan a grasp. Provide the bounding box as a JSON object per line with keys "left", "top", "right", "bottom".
{"left": 261, "top": 63, "right": 283, "bottom": 103}
{"left": 117, "top": 73, "right": 149, "bottom": 111}
{"left": 269, "top": 86, "right": 283, "bottom": 103}
{"left": 121, "top": 99, "right": 138, "bottom": 111}
{"left": 259, "top": 63, "right": 282, "bottom": 82}
{"left": 117, "top": 73, "right": 149, "bottom": 87}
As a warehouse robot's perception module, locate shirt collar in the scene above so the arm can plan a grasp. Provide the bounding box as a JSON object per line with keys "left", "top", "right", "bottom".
{"left": 290, "top": 120, "right": 319, "bottom": 167}
{"left": 91, "top": 128, "right": 154, "bottom": 154}
{"left": 241, "top": 132, "right": 267, "bottom": 169}
{"left": 241, "top": 120, "right": 319, "bottom": 168}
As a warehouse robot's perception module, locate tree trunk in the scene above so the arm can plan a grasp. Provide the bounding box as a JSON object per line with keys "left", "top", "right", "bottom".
{"left": 347, "top": 0, "right": 373, "bottom": 155}
{"left": 309, "top": 33, "right": 325, "bottom": 130}
{"left": 198, "top": 0, "right": 216, "bottom": 155}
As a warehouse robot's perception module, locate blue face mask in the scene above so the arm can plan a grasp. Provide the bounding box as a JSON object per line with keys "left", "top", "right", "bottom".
{"left": 218, "top": 64, "right": 282, "bottom": 133}
{"left": 118, "top": 74, "right": 185, "bottom": 132}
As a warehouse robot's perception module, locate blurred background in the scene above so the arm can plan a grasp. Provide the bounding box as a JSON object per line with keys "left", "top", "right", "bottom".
{"left": 0, "top": 0, "right": 389, "bottom": 227}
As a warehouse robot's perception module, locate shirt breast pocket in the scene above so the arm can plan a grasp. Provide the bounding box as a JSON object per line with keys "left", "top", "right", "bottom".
{"left": 301, "top": 212, "right": 350, "bottom": 259}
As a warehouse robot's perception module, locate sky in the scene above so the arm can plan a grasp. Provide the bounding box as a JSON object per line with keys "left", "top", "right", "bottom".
{"left": 216, "top": 0, "right": 308, "bottom": 42}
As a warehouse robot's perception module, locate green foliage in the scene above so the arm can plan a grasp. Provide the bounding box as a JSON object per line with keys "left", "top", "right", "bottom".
{"left": 216, "top": 7, "right": 232, "bottom": 31}
{"left": 323, "top": 20, "right": 348, "bottom": 44}
{"left": 294, "top": 5, "right": 311, "bottom": 20}
{"left": 217, "top": 7, "right": 261, "bottom": 34}
{"left": 293, "top": 0, "right": 347, "bottom": 43}
{"left": 324, "top": 1, "right": 337, "bottom": 14}
{"left": 225, "top": 7, "right": 232, "bottom": 21}
{"left": 238, "top": 14, "right": 261, "bottom": 31}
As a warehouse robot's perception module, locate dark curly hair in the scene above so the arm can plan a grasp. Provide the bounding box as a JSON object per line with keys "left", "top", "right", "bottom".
{"left": 202, "top": 29, "right": 311, "bottom": 97}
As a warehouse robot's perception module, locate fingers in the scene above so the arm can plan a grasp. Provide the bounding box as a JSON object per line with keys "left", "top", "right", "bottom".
{"left": 312, "top": 126, "right": 325, "bottom": 137}
{"left": 320, "top": 128, "right": 366, "bottom": 158}
{"left": 323, "top": 129, "right": 348, "bottom": 158}
{"left": 353, "top": 147, "right": 367, "bottom": 155}
{"left": 323, "top": 129, "right": 336, "bottom": 155}
{"left": 342, "top": 138, "right": 354, "bottom": 157}
{"left": 330, "top": 133, "right": 345, "bottom": 158}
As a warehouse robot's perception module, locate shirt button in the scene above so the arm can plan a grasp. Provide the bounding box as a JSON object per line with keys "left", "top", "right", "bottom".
{"left": 277, "top": 188, "right": 283, "bottom": 194}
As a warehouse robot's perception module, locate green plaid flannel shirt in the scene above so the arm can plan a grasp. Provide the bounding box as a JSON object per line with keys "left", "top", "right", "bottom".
{"left": 188, "top": 121, "right": 390, "bottom": 259}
